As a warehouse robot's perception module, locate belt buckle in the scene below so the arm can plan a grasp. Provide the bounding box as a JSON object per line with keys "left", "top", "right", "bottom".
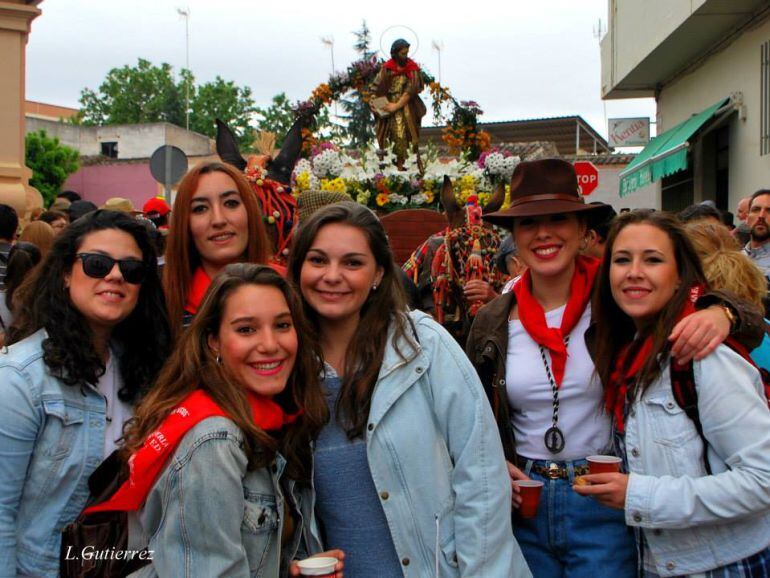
{"left": 547, "top": 463, "right": 561, "bottom": 479}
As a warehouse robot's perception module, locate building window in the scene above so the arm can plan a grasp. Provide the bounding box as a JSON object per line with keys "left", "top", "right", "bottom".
{"left": 101, "top": 141, "right": 118, "bottom": 158}
{"left": 762, "top": 40, "right": 770, "bottom": 156}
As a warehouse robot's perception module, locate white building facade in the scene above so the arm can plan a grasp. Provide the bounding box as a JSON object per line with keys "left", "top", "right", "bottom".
{"left": 601, "top": 0, "right": 770, "bottom": 214}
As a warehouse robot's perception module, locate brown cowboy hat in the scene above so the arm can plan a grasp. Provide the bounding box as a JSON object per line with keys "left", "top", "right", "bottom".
{"left": 483, "top": 158, "right": 603, "bottom": 225}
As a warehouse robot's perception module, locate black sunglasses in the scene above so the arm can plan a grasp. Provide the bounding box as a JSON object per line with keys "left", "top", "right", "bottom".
{"left": 75, "top": 253, "right": 147, "bottom": 284}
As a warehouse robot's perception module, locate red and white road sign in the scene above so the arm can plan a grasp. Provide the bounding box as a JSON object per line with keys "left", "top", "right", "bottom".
{"left": 574, "top": 161, "right": 599, "bottom": 196}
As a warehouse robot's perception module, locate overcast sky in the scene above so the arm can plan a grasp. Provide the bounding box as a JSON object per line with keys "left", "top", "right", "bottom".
{"left": 25, "top": 0, "right": 656, "bottom": 140}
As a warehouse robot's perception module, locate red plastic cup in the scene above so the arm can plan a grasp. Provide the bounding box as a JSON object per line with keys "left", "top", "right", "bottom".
{"left": 513, "top": 480, "right": 544, "bottom": 518}
{"left": 587, "top": 455, "right": 622, "bottom": 475}
{"left": 296, "top": 556, "right": 338, "bottom": 577}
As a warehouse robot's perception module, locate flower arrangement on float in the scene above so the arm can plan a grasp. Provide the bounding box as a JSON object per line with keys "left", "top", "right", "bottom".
{"left": 291, "top": 142, "right": 519, "bottom": 213}
{"left": 293, "top": 55, "right": 491, "bottom": 161}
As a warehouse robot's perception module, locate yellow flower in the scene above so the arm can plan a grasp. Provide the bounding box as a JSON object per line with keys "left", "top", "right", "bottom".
{"left": 458, "top": 188, "right": 474, "bottom": 204}
{"left": 295, "top": 172, "right": 311, "bottom": 192}
{"left": 458, "top": 175, "right": 476, "bottom": 190}
{"left": 423, "top": 190, "right": 435, "bottom": 204}
{"left": 478, "top": 192, "right": 491, "bottom": 206}
{"left": 376, "top": 192, "right": 389, "bottom": 206}
{"left": 320, "top": 177, "right": 347, "bottom": 194}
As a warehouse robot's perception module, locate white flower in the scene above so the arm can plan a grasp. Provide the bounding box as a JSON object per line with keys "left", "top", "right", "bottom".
{"left": 502, "top": 155, "right": 520, "bottom": 178}
{"left": 312, "top": 150, "right": 344, "bottom": 178}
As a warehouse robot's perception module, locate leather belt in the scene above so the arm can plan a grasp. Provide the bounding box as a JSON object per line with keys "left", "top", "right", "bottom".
{"left": 516, "top": 456, "right": 589, "bottom": 480}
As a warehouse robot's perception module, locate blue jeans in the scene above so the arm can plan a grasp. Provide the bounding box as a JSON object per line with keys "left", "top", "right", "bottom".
{"left": 514, "top": 457, "right": 637, "bottom": 578}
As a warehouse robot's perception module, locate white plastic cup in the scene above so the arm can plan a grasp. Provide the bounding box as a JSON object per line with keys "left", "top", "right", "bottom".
{"left": 296, "top": 556, "right": 338, "bottom": 577}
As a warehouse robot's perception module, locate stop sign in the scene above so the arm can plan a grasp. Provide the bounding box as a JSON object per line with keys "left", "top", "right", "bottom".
{"left": 574, "top": 161, "right": 599, "bottom": 196}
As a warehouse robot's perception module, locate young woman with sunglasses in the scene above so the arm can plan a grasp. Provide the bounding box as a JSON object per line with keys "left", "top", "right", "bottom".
{"left": 466, "top": 160, "right": 763, "bottom": 577}
{"left": 580, "top": 210, "right": 770, "bottom": 576}
{"left": 288, "top": 202, "right": 530, "bottom": 577}
{"left": 0, "top": 210, "right": 171, "bottom": 577}
{"left": 163, "top": 162, "right": 271, "bottom": 339}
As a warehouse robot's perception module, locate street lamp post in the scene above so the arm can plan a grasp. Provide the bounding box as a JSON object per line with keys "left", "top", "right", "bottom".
{"left": 177, "top": 7, "right": 190, "bottom": 131}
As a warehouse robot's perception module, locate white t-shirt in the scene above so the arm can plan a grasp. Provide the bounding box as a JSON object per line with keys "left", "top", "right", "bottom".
{"left": 96, "top": 353, "right": 133, "bottom": 458}
{"left": 505, "top": 302, "right": 611, "bottom": 460}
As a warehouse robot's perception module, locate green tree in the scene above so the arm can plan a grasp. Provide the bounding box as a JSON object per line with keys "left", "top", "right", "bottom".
{"left": 190, "top": 76, "right": 255, "bottom": 148}
{"left": 254, "top": 93, "right": 336, "bottom": 147}
{"left": 25, "top": 130, "right": 80, "bottom": 206}
{"left": 78, "top": 59, "right": 256, "bottom": 146}
{"left": 79, "top": 58, "right": 184, "bottom": 126}
{"left": 254, "top": 93, "right": 296, "bottom": 146}
{"left": 338, "top": 20, "right": 376, "bottom": 148}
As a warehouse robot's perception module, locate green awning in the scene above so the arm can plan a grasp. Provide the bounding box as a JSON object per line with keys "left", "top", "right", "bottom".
{"left": 619, "top": 97, "right": 730, "bottom": 197}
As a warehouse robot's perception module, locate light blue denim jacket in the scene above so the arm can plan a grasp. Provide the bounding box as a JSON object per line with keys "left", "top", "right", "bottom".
{"left": 359, "top": 311, "right": 530, "bottom": 577}
{"left": 625, "top": 344, "right": 770, "bottom": 576}
{"left": 129, "top": 416, "right": 322, "bottom": 578}
{"left": 0, "top": 329, "right": 109, "bottom": 578}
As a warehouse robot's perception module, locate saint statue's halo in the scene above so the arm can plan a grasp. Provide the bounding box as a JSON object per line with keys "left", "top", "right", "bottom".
{"left": 379, "top": 25, "right": 420, "bottom": 59}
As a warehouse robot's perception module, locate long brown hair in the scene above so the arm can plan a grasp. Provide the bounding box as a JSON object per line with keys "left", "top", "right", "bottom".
{"left": 124, "top": 263, "right": 326, "bottom": 480}
{"left": 592, "top": 210, "right": 708, "bottom": 395}
{"left": 164, "top": 162, "right": 269, "bottom": 339}
{"left": 19, "top": 220, "right": 55, "bottom": 258}
{"left": 287, "top": 202, "right": 415, "bottom": 439}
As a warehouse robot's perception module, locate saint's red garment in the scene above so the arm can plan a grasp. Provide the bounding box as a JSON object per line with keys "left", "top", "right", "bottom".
{"left": 383, "top": 58, "right": 420, "bottom": 76}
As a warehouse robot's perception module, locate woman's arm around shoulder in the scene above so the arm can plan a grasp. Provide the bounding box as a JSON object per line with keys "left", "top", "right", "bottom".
{"left": 146, "top": 421, "right": 252, "bottom": 578}
{"left": 626, "top": 345, "right": 770, "bottom": 529}
{"left": 412, "top": 314, "right": 532, "bottom": 578}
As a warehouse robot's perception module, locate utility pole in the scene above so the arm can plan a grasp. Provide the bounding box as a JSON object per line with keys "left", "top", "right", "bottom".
{"left": 432, "top": 40, "right": 443, "bottom": 84}
{"left": 593, "top": 18, "right": 607, "bottom": 138}
{"left": 177, "top": 7, "right": 190, "bottom": 130}
{"left": 321, "top": 36, "right": 338, "bottom": 119}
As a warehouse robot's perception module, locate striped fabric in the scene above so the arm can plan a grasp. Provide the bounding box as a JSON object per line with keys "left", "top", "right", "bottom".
{"left": 643, "top": 546, "right": 770, "bottom": 577}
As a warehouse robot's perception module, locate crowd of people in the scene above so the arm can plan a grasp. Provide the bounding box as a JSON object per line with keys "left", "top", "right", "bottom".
{"left": 0, "top": 158, "right": 769, "bottom": 578}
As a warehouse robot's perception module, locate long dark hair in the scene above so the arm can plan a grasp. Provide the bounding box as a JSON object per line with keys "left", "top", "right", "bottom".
{"left": 8, "top": 210, "right": 172, "bottom": 404}
{"left": 4, "top": 242, "right": 41, "bottom": 313}
{"left": 123, "top": 264, "right": 326, "bottom": 480}
{"left": 287, "top": 201, "right": 415, "bottom": 439}
{"left": 164, "top": 162, "right": 269, "bottom": 340}
{"left": 592, "top": 210, "right": 708, "bottom": 395}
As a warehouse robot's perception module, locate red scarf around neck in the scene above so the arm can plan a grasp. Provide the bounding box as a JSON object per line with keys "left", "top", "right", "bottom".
{"left": 605, "top": 285, "right": 703, "bottom": 433}
{"left": 513, "top": 255, "right": 600, "bottom": 388}
{"left": 185, "top": 267, "right": 212, "bottom": 315}
{"left": 86, "top": 389, "right": 300, "bottom": 514}
{"left": 185, "top": 264, "right": 287, "bottom": 315}
{"left": 383, "top": 58, "right": 420, "bottom": 76}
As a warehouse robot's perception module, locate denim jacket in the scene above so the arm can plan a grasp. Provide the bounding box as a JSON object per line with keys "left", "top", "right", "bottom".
{"left": 129, "top": 416, "right": 322, "bottom": 578}
{"left": 360, "top": 311, "right": 531, "bottom": 577}
{"left": 0, "top": 329, "right": 109, "bottom": 578}
{"left": 624, "top": 345, "right": 770, "bottom": 576}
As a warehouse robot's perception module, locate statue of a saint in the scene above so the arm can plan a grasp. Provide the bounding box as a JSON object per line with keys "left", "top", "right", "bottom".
{"left": 370, "top": 39, "right": 426, "bottom": 171}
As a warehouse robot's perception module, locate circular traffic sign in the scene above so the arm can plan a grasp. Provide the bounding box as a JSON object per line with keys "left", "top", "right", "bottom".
{"left": 149, "top": 145, "right": 188, "bottom": 185}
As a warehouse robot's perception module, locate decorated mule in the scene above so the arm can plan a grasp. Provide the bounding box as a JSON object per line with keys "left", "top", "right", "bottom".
{"left": 404, "top": 176, "right": 507, "bottom": 343}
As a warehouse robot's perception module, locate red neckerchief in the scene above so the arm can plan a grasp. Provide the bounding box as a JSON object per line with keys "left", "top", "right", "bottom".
{"left": 513, "top": 255, "right": 600, "bottom": 388}
{"left": 185, "top": 264, "right": 287, "bottom": 315}
{"left": 86, "top": 389, "right": 301, "bottom": 514}
{"left": 383, "top": 58, "right": 420, "bottom": 76}
{"left": 606, "top": 285, "right": 703, "bottom": 433}
{"left": 185, "top": 267, "right": 211, "bottom": 315}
